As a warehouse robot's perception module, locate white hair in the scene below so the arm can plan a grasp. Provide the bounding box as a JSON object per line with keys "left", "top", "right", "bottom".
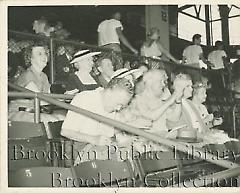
{"left": 143, "top": 69, "right": 167, "bottom": 87}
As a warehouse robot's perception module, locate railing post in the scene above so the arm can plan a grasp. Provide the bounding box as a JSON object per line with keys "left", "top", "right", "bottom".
{"left": 34, "top": 96, "right": 40, "bottom": 123}
{"left": 232, "top": 104, "right": 236, "bottom": 138}
{"left": 49, "top": 38, "right": 55, "bottom": 84}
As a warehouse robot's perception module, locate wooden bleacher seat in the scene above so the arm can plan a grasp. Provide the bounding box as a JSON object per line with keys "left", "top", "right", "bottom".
{"left": 8, "top": 121, "right": 50, "bottom": 172}
{"left": 8, "top": 121, "right": 47, "bottom": 139}
{"left": 48, "top": 121, "right": 73, "bottom": 167}
{"left": 9, "top": 166, "right": 76, "bottom": 187}
{"left": 134, "top": 150, "right": 180, "bottom": 186}
{"left": 72, "top": 160, "right": 135, "bottom": 187}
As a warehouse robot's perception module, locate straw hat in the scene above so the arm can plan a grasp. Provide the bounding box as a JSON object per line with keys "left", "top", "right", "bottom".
{"left": 111, "top": 68, "right": 143, "bottom": 80}
{"left": 70, "top": 49, "right": 101, "bottom": 64}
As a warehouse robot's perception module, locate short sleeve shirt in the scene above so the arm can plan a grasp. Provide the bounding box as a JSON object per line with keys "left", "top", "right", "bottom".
{"left": 208, "top": 50, "right": 227, "bottom": 69}
{"left": 141, "top": 41, "right": 162, "bottom": 58}
{"left": 126, "top": 89, "right": 171, "bottom": 134}
{"left": 61, "top": 88, "right": 115, "bottom": 139}
{"left": 97, "top": 19, "right": 123, "bottom": 46}
{"left": 183, "top": 45, "right": 203, "bottom": 66}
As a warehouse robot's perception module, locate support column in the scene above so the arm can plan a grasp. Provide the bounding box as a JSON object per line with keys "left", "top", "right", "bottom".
{"left": 34, "top": 96, "right": 40, "bottom": 123}
{"left": 145, "top": 5, "right": 170, "bottom": 56}
{"left": 49, "top": 38, "right": 55, "bottom": 84}
{"left": 219, "top": 5, "right": 230, "bottom": 47}
{"left": 205, "top": 5, "right": 211, "bottom": 46}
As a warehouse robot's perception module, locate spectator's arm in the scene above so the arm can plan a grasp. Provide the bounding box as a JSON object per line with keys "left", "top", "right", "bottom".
{"left": 116, "top": 27, "right": 138, "bottom": 54}
{"left": 166, "top": 102, "right": 182, "bottom": 122}
{"left": 199, "top": 53, "right": 213, "bottom": 67}
{"left": 182, "top": 49, "right": 187, "bottom": 64}
{"left": 138, "top": 93, "right": 177, "bottom": 121}
{"left": 222, "top": 56, "right": 229, "bottom": 69}
{"left": 140, "top": 45, "right": 145, "bottom": 56}
{"left": 157, "top": 41, "right": 180, "bottom": 64}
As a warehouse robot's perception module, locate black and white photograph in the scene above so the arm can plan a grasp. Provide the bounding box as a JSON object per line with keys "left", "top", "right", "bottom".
{"left": 1, "top": 1, "right": 240, "bottom": 192}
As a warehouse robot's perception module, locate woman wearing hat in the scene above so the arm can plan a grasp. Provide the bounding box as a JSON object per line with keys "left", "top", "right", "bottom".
{"left": 65, "top": 50, "right": 102, "bottom": 94}
{"left": 140, "top": 27, "right": 180, "bottom": 64}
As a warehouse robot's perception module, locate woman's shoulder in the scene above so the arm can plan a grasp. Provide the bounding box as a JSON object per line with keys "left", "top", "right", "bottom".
{"left": 40, "top": 71, "right": 49, "bottom": 81}
{"left": 16, "top": 68, "right": 35, "bottom": 86}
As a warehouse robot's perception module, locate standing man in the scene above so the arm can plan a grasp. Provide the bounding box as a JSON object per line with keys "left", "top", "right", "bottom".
{"left": 97, "top": 10, "right": 138, "bottom": 70}
{"left": 182, "top": 34, "right": 212, "bottom": 69}
{"left": 208, "top": 41, "right": 228, "bottom": 70}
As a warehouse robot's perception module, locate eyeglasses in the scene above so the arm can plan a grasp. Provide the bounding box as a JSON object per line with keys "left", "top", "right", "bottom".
{"left": 119, "top": 79, "right": 134, "bottom": 94}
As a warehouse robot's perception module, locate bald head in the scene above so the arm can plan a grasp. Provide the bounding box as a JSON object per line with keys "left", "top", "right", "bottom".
{"left": 143, "top": 69, "right": 168, "bottom": 87}
{"left": 142, "top": 69, "right": 168, "bottom": 97}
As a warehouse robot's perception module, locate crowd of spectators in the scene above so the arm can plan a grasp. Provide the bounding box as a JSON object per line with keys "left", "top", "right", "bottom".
{"left": 7, "top": 10, "right": 240, "bottom": 165}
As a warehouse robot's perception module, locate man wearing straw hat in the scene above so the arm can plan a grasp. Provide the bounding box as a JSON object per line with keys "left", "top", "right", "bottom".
{"left": 61, "top": 70, "right": 137, "bottom": 165}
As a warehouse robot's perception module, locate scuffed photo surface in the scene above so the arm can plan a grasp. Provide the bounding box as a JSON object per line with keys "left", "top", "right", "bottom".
{"left": 1, "top": 1, "right": 240, "bottom": 192}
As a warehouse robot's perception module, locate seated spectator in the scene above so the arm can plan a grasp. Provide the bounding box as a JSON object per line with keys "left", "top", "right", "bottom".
{"left": 61, "top": 73, "right": 136, "bottom": 164}
{"left": 110, "top": 68, "right": 143, "bottom": 91}
{"left": 120, "top": 69, "right": 189, "bottom": 136}
{"left": 134, "top": 63, "right": 149, "bottom": 94}
{"left": 8, "top": 42, "right": 65, "bottom": 136}
{"left": 15, "top": 42, "right": 51, "bottom": 93}
{"left": 167, "top": 74, "right": 232, "bottom": 144}
{"left": 65, "top": 50, "right": 102, "bottom": 94}
{"left": 208, "top": 41, "right": 228, "bottom": 70}
{"left": 192, "top": 82, "right": 233, "bottom": 143}
{"left": 192, "top": 82, "right": 223, "bottom": 128}
{"left": 93, "top": 56, "right": 115, "bottom": 88}
{"left": 141, "top": 27, "right": 180, "bottom": 64}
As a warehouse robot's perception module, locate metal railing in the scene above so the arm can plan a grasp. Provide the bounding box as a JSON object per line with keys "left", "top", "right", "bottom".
{"left": 8, "top": 83, "right": 240, "bottom": 185}
{"left": 8, "top": 82, "right": 73, "bottom": 123}
{"left": 9, "top": 30, "right": 225, "bottom": 84}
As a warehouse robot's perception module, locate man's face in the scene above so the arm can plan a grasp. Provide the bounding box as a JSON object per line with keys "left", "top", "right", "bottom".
{"left": 31, "top": 46, "right": 48, "bottom": 70}
{"left": 32, "top": 20, "right": 46, "bottom": 34}
{"left": 99, "top": 58, "right": 114, "bottom": 78}
{"left": 183, "top": 80, "right": 193, "bottom": 99}
{"left": 109, "top": 88, "right": 133, "bottom": 112}
{"left": 218, "top": 44, "right": 223, "bottom": 50}
{"left": 138, "top": 65, "right": 148, "bottom": 74}
{"left": 196, "top": 87, "right": 207, "bottom": 103}
{"left": 151, "top": 72, "right": 168, "bottom": 97}
{"left": 75, "top": 57, "right": 94, "bottom": 72}
{"left": 195, "top": 38, "right": 201, "bottom": 45}
{"left": 113, "top": 12, "right": 121, "bottom": 21}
